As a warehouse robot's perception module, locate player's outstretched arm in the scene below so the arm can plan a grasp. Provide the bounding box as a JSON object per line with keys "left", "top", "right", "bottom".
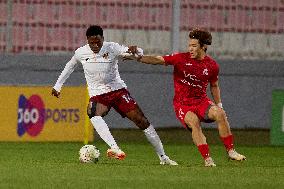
{"left": 139, "top": 55, "right": 165, "bottom": 65}
{"left": 122, "top": 54, "right": 165, "bottom": 65}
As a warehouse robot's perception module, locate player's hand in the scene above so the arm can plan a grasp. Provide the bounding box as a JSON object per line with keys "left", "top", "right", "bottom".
{"left": 51, "top": 88, "right": 60, "bottom": 98}
{"left": 217, "top": 102, "right": 223, "bottom": 109}
{"left": 127, "top": 46, "right": 138, "bottom": 54}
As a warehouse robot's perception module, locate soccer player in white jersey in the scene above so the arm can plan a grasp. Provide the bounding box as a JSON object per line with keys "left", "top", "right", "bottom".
{"left": 51, "top": 25, "right": 177, "bottom": 165}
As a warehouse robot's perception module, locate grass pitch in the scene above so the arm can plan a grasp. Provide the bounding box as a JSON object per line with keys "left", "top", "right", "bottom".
{"left": 0, "top": 141, "right": 283, "bottom": 189}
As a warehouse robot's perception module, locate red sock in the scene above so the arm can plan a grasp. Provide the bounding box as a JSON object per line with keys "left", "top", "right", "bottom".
{"left": 220, "top": 134, "right": 234, "bottom": 152}
{"left": 197, "top": 144, "right": 210, "bottom": 159}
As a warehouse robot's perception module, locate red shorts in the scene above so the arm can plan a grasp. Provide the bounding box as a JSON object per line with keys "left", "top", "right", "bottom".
{"left": 174, "top": 97, "right": 214, "bottom": 128}
{"left": 89, "top": 88, "right": 138, "bottom": 117}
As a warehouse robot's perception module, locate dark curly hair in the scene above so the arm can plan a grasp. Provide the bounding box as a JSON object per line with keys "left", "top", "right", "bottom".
{"left": 86, "top": 25, "right": 104, "bottom": 37}
{"left": 189, "top": 28, "right": 212, "bottom": 48}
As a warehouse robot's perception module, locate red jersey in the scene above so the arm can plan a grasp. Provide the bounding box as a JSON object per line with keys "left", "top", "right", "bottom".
{"left": 163, "top": 52, "right": 219, "bottom": 105}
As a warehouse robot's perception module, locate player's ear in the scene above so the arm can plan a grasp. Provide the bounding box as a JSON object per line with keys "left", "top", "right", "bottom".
{"left": 202, "top": 44, "right": 207, "bottom": 51}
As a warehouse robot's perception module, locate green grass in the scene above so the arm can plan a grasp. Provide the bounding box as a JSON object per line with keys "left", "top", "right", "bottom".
{"left": 0, "top": 142, "right": 284, "bottom": 189}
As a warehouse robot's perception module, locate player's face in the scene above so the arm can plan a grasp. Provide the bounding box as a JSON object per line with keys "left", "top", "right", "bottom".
{"left": 87, "top": 35, "right": 104, "bottom": 53}
{"left": 188, "top": 38, "right": 203, "bottom": 59}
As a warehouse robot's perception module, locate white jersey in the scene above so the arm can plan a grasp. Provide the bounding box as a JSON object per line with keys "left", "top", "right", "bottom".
{"left": 53, "top": 41, "right": 143, "bottom": 97}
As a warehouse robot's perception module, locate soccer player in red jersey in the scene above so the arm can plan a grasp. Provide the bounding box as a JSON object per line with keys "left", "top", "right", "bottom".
{"left": 123, "top": 28, "right": 246, "bottom": 167}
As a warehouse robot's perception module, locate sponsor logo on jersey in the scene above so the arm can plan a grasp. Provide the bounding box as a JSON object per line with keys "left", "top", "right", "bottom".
{"left": 181, "top": 71, "right": 202, "bottom": 88}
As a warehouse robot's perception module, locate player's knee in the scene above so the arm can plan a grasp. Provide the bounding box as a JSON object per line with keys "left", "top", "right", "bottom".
{"left": 184, "top": 117, "right": 200, "bottom": 130}
{"left": 215, "top": 108, "right": 226, "bottom": 122}
{"left": 185, "top": 119, "right": 200, "bottom": 130}
{"left": 209, "top": 106, "right": 224, "bottom": 120}
{"left": 87, "top": 102, "right": 96, "bottom": 119}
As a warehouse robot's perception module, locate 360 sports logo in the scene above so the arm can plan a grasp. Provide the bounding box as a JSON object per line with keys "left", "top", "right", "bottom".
{"left": 17, "top": 95, "right": 45, "bottom": 137}
{"left": 17, "top": 94, "right": 80, "bottom": 137}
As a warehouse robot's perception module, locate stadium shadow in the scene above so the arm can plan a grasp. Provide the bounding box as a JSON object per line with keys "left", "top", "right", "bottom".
{"left": 94, "top": 128, "right": 270, "bottom": 146}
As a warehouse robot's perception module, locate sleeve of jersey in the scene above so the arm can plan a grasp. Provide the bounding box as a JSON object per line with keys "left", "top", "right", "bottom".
{"left": 113, "top": 43, "right": 128, "bottom": 55}
{"left": 136, "top": 47, "right": 143, "bottom": 55}
{"left": 210, "top": 63, "right": 220, "bottom": 82}
{"left": 162, "top": 54, "right": 177, "bottom": 66}
{"left": 53, "top": 55, "right": 79, "bottom": 92}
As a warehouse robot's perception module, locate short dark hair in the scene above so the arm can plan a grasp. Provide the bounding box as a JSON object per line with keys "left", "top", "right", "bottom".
{"left": 189, "top": 28, "right": 212, "bottom": 47}
{"left": 86, "top": 25, "right": 104, "bottom": 37}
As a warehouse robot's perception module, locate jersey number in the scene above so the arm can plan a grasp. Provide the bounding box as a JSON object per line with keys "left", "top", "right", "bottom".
{"left": 122, "top": 94, "right": 132, "bottom": 103}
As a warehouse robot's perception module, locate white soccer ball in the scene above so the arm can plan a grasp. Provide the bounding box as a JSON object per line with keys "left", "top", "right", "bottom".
{"left": 79, "top": 145, "right": 100, "bottom": 163}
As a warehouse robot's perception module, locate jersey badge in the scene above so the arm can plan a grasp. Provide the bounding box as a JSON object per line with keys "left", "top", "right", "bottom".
{"left": 203, "top": 68, "right": 208, "bottom": 75}
{"left": 103, "top": 52, "right": 109, "bottom": 59}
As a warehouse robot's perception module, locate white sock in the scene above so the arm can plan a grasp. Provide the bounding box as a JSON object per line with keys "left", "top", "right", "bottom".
{"left": 143, "top": 124, "right": 166, "bottom": 159}
{"left": 90, "top": 116, "right": 119, "bottom": 149}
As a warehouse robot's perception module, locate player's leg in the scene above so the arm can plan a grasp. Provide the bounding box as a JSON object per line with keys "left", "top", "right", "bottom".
{"left": 87, "top": 101, "right": 125, "bottom": 160}
{"left": 184, "top": 111, "right": 216, "bottom": 167}
{"left": 125, "top": 107, "right": 163, "bottom": 155}
{"left": 207, "top": 105, "right": 246, "bottom": 161}
{"left": 113, "top": 89, "right": 177, "bottom": 165}
{"left": 207, "top": 105, "right": 231, "bottom": 137}
{"left": 125, "top": 107, "right": 177, "bottom": 165}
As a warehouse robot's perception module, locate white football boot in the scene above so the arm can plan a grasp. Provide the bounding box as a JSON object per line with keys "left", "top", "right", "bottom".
{"left": 107, "top": 148, "right": 126, "bottom": 160}
{"left": 204, "top": 157, "right": 216, "bottom": 167}
{"left": 160, "top": 155, "right": 178, "bottom": 166}
{"left": 228, "top": 149, "right": 246, "bottom": 161}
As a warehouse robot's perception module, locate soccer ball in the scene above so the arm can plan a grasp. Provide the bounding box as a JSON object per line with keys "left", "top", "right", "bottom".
{"left": 79, "top": 145, "right": 100, "bottom": 163}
